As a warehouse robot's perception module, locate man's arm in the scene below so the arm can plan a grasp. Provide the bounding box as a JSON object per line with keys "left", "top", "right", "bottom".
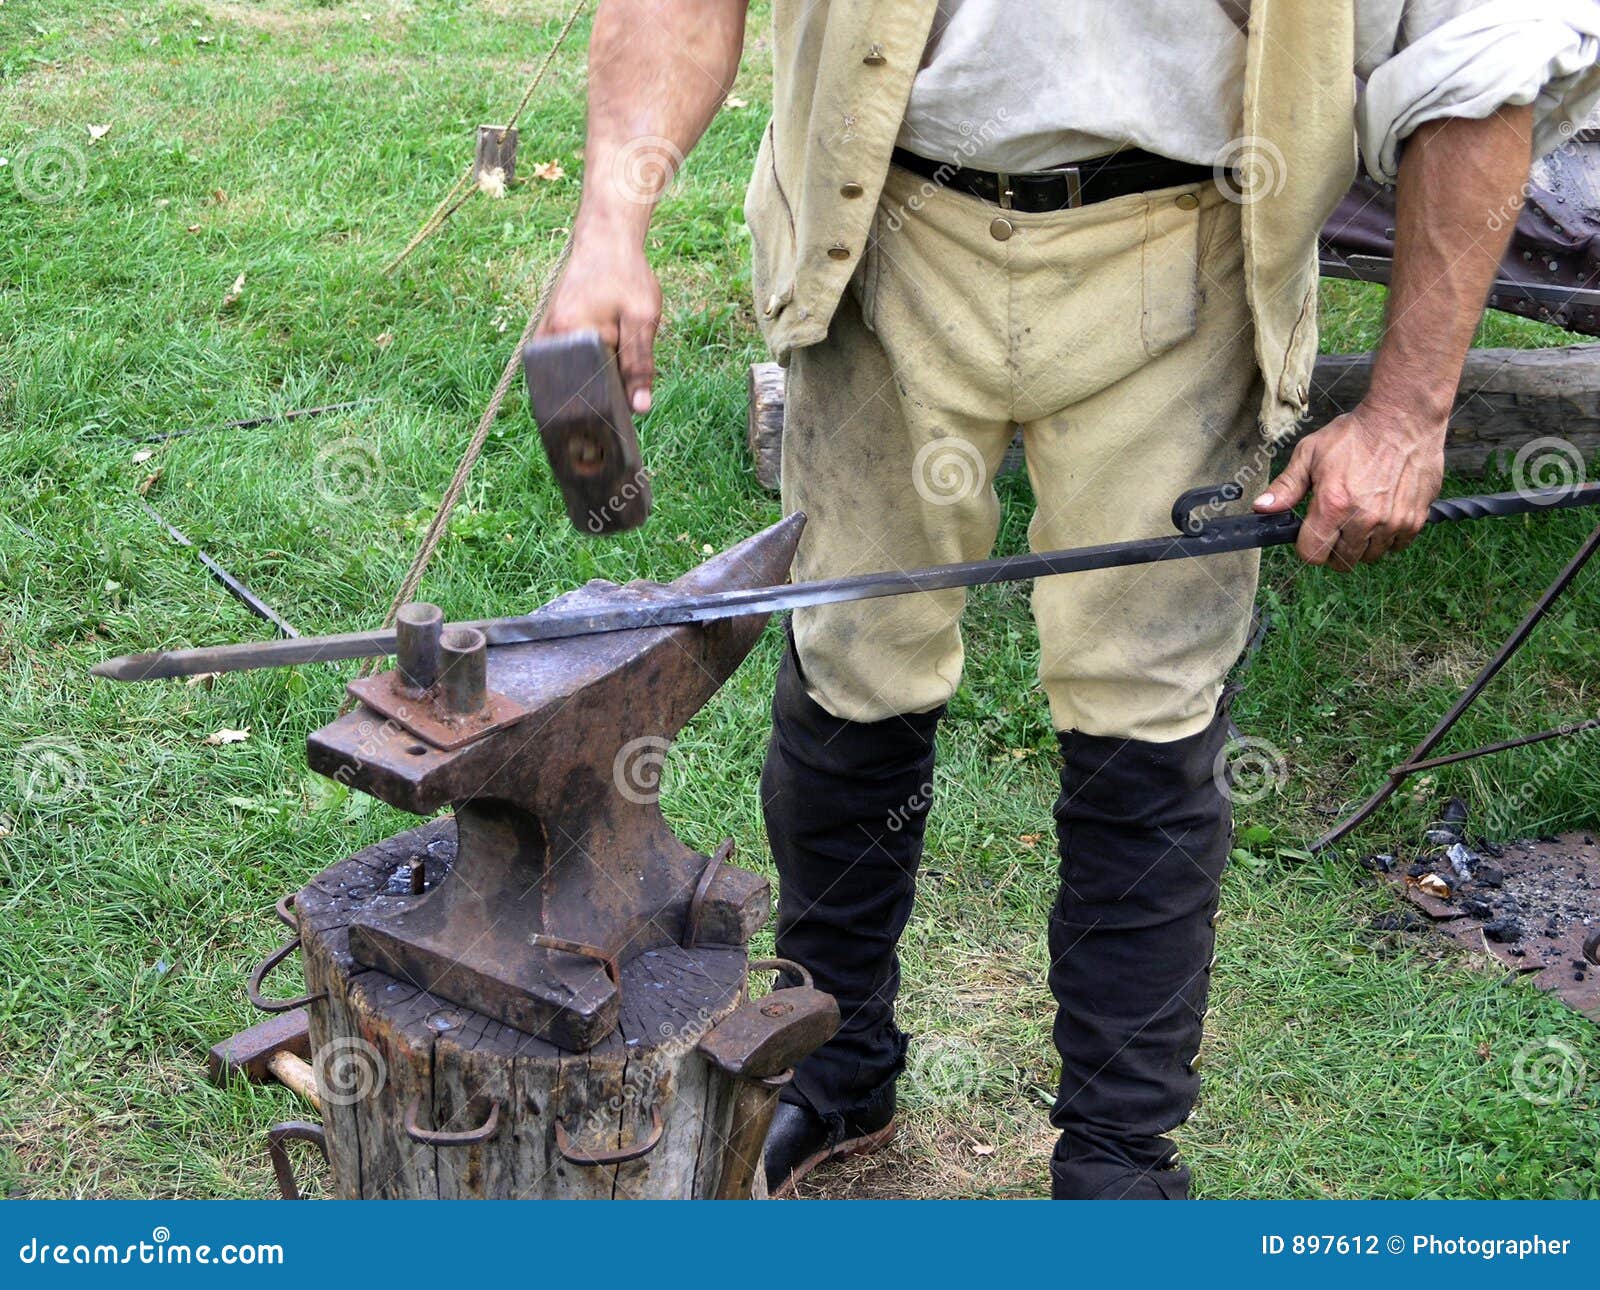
{"left": 1254, "top": 104, "right": 1536, "bottom": 570}
{"left": 538, "top": 0, "right": 750, "bottom": 413}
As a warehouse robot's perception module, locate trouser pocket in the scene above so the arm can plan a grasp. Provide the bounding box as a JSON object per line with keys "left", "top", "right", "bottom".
{"left": 1140, "top": 190, "right": 1203, "bottom": 360}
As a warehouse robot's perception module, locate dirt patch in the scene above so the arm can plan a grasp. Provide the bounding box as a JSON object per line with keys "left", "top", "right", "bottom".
{"left": 1370, "top": 823, "right": 1600, "bottom": 1021}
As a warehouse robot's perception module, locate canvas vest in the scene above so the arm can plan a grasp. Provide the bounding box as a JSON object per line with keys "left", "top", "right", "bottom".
{"left": 744, "top": 0, "right": 1358, "bottom": 440}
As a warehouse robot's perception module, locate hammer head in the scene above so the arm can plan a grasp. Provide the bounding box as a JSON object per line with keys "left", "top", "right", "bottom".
{"left": 523, "top": 329, "right": 652, "bottom": 535}
{"left": 207, "top": 1009, "right": 310, "bottom": 1085}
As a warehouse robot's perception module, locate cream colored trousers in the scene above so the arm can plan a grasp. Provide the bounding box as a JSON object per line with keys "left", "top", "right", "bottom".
{"left": 780, "top": 164, "right": 1268, "bottom": 743}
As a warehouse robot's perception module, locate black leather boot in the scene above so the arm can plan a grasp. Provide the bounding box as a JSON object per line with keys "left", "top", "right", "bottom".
{"left": 759, "top": 632, "right": 942, "bottom": 1196}
{"left": 1048, "top": 709, "right": 1232, "bottom": 1199}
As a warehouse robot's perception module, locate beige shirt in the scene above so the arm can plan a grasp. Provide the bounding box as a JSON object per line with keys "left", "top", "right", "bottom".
{"left": 896, "top": 0, "right": 1600, "bottom": 177}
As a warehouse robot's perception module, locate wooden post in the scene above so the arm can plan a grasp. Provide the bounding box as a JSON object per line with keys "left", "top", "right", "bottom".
{"left": 473, "top": 125, "right": 518, "bottom": 189}
{"left": 296, "top": 821, "right": 759, "bottom": 1200}
{"left": 747, "top": 345, "right": 1600, "bottom": 489}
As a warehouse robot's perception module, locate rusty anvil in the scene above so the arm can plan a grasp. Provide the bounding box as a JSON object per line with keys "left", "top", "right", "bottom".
{"left": 305, "top": 515, "right": 804, "bottom": 1051}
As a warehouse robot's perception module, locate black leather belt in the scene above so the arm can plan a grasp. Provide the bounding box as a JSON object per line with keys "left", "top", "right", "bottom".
{"left": 890, "top": 145, "right": 1219, "bottom": 214}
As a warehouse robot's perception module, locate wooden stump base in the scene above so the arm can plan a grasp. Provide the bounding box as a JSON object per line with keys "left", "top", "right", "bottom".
{"left": 296, "top": 819, "right": 760, "bottom": 1199}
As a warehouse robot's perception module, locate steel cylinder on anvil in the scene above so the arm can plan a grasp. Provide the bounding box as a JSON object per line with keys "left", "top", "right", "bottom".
{"left": 305, "top": 514, "right": 805, "bottom": 1050}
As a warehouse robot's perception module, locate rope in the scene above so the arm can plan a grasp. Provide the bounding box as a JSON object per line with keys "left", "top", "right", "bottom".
{"left": 345, "top": 236, "right": 573, "bottom": 701}
{"left": 383, "top": 0, "right": 591, "bottom": 276}
{"left": 504, "top": 0, "right": 591, "bottom": 136}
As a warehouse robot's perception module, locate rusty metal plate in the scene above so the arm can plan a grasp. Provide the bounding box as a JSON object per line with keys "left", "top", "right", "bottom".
{"left": 345, "top": 669, "right": 529, "bottom": 751}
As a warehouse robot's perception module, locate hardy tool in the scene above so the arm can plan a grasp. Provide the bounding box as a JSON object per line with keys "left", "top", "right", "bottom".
{"left": 92, "top": 479, "right": 1600, "bottom": 684}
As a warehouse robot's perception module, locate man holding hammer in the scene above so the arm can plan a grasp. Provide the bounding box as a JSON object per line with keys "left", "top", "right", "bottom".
{"left": 539, "top": 1, "right": 1600, "bottom": 1198}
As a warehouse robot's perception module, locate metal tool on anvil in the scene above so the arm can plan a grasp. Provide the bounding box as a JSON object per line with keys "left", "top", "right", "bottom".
{"left": 91, "top": 479, "right": 1600, "bottom": 683}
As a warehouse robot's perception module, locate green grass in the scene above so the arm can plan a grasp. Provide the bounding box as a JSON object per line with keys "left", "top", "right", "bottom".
{"left": 2, "top": 0, "right": 1597, "bottom": 1200}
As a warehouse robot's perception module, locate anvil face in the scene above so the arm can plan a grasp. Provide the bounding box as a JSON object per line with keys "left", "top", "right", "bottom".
{"left": 306, "top": 516, "right": 804, "bottom": 1050}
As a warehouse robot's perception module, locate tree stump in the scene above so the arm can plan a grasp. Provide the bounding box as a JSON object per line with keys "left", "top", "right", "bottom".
{"left": 296, "top": 818, "right": 761, "bottom": 1199}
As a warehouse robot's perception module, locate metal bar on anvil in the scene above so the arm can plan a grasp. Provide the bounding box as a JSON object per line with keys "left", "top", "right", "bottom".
{"left": 91, "top": 482, "right": 1600, "bottom": 683}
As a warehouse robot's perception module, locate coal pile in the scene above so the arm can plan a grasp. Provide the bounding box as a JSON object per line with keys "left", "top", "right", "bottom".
{"left": 1363, "top": 800, "right": 1600, "bottom": 1021}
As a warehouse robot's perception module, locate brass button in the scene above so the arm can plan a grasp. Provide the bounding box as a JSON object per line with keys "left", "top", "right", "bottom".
{"left": 863, "top": 43, "right": 886, "bottom": 65}
{"left": 989, "top": 216, "right": 1014, "bottom": 241}
{"left": 827, "top": 243, "right": 851, "bottom": 261}
{"left": 1175, "top": 192, "right": 1200, "bottom": 211}
{"left": 840, "top": 181, "right": 865, "bottom": 199}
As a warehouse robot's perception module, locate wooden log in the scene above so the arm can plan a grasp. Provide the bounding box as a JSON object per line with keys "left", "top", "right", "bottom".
{"left": 1307, "top": 345, "right": 1600, "bottom": 472}
{"left": 296, "top": 819, "right": 760, "bottom": 1199}
{"left": 747, "top": 361, "right": 785, "bottom": 491}
{"left": 746, "top": 346, "right": 1600, "bottom": 488}
{"left": 473, "top": 125, "right": 518, "bottom": 190}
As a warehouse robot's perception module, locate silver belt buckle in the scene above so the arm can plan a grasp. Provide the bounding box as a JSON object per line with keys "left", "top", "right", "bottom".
{"left": 1059, "top": 165, "right": 1083, "bottom": 208}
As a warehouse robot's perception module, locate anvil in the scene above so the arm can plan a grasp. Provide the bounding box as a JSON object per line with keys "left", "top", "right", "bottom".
{"left": 306, "top": 515, "right": 804, "bottom": 1051}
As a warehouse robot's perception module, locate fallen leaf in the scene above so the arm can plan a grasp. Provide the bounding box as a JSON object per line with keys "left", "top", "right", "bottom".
{"left": 220, "top": 272, "right": 246, "bottom": 310}
{"left": 137, "top": 468, "right": 162, "bottom": 497}
{"left": 203, "top": 728, "right": 251, "bottom": 746}
{"left": 373, "top": 331, "right": 393, "bottom": 349}
{"left": 1018, "top": 833, "right": 1041, "bottom": 849}
{"left": 86, "top": 123, "right": 110, "bottom": 142}
{"left": 211, "top": 188, "right": 227, "bottom": 205}
{"left": 131, "top": 448, "right": 155, "bottom": 464}
{"left": 186, "top": 223, "right": 201, "bottom": 234}
{"left": 725, "top": 96, "right": 748, "bottom": 109}
{"left": 971, "top": 1143, "right": 995, "bottom": 1157}
{"left": 185, "top": 672, "right": 220, "bottom": 689}
{"left": 532, "top": 159, "right": 565, "bottom": 183}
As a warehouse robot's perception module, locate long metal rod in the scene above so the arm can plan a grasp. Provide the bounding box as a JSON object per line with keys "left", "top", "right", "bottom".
{"left": 1313, "top": 517, "right": 1600, "bottom": 851}
{"left": 1394, "top": 718, "right": 1600, "bottom": 775}
{"left": 138, "top": 500, "right": 301, "bottom": 640}
{"left": 94, "top": 483, "right": 1600, "bottom": 683}
{"left": 140, "top": 400, "right": 375, "bottom": 443}
{"left": 1321, "top": 254, "right": 1600, "bottom": 312}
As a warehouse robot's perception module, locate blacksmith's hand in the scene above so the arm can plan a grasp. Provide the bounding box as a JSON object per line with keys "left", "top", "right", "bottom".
{"left": 1252, "top": 403, "right": 1445, "bottom": 572}
{"left": 539, "top": 229, "right": 663, "bottom": 415}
